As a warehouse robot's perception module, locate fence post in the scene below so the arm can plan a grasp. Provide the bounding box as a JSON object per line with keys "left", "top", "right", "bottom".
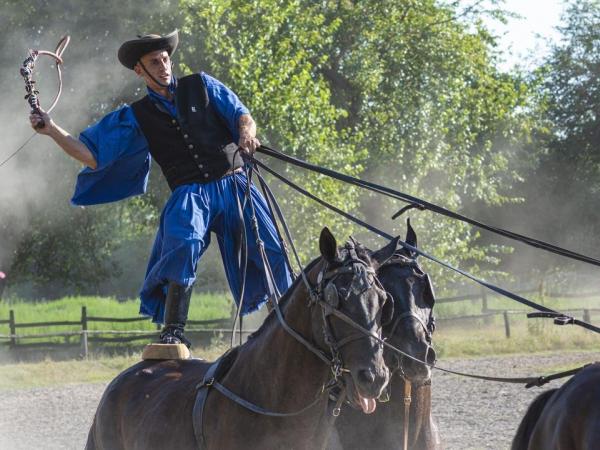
{"left": 81, "top": 306, "right": 88, "bottom": 359}
{"left": 583, "top": 309, "right": 591, "bottom": 324}
{"left": 538, "top": 279, "right": 545, "bottom": 304}
{"left": 9, "top": 309, "right": 16, "bottom": 348}
{"left": 481, "top": 286, "right": 488, "bottom": 313}
{"left": 503, "top": 311, "right": 511, "bottom": 338}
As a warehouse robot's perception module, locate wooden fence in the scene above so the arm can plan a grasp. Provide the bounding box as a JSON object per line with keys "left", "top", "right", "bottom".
{"left": 435, "top": 285, "right": 600, "bottom": 337}
{"left": 1, "top": 286, "right": 599, "bottom": 355}
{"left": 437, "top": 307, "right": 600, "bottom": 338}
{"left": 0, "top": 306, "right": 232, "bottom": 358}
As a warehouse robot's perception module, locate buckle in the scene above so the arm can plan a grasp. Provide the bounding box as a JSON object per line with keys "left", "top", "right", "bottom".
{"left": 553, "top": 316, "right": 574, "bottom": 326}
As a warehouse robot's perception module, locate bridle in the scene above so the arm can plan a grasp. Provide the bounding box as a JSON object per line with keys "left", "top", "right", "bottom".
{"left": 314, "top": 241, "right": 388, "bottom": 382}
{"left": 380, "top": 253, "right": 436, "bottom": 375}
{"left": 236, "top": 160, "right": 389, "bottom": 383}
{"left": 201, "top": 160, "right": 391, "bottom": 419}
{"left": 196, "top": 238, "right": 390, "bottom": 419}
{"left": 378, "top": 253, "right": 436, "bottom": 450}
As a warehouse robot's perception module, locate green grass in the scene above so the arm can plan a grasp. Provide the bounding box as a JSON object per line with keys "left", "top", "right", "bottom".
{"left": 0, "top": 294, "right": 231, "bottom": 325}
{"left": 0, "top": 294, "right": 232, "bottom": 346}
{"left": 0, "top": 342, "right": 230, "bottom": 390}
{"left": 435, "top": 292, "right": 600, "bottom": 319}
{"left": 0, "top": 355, "right": 140, "bottom": 389}
{"left": 435, "top": 314, "right": 600, "bottom": 358}
{"left": 431, "top": 292, "right": 600, "bottom": 358}
{"left": 0, "top": 293, "right": 598, "bottom": 374}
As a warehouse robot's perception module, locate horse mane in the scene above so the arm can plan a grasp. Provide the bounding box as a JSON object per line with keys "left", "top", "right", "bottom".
{"left": 244, "top": 257, "right": 321, "bottom": 341}
{"left": 511, "top": 388, "right": 558, "bottom": 450}
{"left": 245, "top": 240, "right": 373, "bottom": 341}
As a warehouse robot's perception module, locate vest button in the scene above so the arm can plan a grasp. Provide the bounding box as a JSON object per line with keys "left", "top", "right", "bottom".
{"left": 176, "top": 127, "right": 181, "bottom": 131}
{"left": 183, "top": 134, "right": 189, "bottom": 139}
{"left": 204, "top": 173, "right": 209, "bottom": 178}
{"left": 198, "top": 164, "right": 203, "bottom": 169}
{"left": 188, "top": 144, "right": 194, "bottom": 149}
{"left": 194, "top": 154, "right": 199, "bottom": 159}
{"left": 171, "top": 119, "right": 177, "bottom": 124}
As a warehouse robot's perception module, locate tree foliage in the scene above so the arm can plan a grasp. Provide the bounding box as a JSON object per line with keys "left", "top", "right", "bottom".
{"left": 179, "top": 0, "right": 532, "bottom": 284}
{"left": 1, "top": 0, "right": 539, "bottom": 297}
{"left": 503, "top": 0, "right": 600, "bottom": 273}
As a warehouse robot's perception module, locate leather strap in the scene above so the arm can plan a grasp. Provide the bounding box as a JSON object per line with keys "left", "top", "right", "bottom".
{"left": 192, "top": 359, "right": 222, "bottom": 450}
{"left": 403, "top": 379, "right": 412, "bottom": 450}
{"left": 209, "top": 380, "right": 326, "bottom": 417}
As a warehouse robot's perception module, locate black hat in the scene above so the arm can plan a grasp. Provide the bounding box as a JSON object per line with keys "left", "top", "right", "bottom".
{"left": 118, "top": 30, "right": 179, "bottom": 70}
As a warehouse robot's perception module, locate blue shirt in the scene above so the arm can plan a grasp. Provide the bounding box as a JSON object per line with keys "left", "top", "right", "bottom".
{"left": 72, "top": 73, "right": 250, "bottom": 206}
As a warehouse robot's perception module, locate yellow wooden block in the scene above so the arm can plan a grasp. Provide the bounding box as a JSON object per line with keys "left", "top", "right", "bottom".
{"left": 141, "top": 343, "right": 191, "bottom": 360}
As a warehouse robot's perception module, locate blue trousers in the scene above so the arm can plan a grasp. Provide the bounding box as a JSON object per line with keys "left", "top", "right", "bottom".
{"left": 139, "top": 172, "right": 293, "bottom": 323}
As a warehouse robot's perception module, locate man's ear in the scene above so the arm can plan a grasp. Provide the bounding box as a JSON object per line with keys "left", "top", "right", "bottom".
{"left": 133, "top": 63, "right": 142, "bottom": 76}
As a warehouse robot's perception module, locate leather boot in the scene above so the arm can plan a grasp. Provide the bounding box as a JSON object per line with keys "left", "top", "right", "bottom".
{"left": 159, "top": 282, "right": 193, "bottom": 348}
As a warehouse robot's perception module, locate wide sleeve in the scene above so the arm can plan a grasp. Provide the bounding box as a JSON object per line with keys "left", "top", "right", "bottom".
{"left": 71, "top": 106, "right": 151, "bottom": 206}
{"left": 201, "top": 72, "right": 250, "bottom": 141}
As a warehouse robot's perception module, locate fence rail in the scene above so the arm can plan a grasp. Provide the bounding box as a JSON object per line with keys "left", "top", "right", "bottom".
{"left": 1, "top": 288, "right": 599, "bottom": 355}
{"left": 437, "top": 307, "right": 598, "bottom": 338}
{"left": 437, "top": 285, "right": 600, "bottom": 310}
{"left": 0, "top": 306, "right": 232, "bottom": 357}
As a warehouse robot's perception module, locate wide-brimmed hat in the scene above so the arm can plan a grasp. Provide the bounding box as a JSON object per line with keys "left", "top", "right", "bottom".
{"left": 118, "top": 30, "right": 179, "bottom": 70}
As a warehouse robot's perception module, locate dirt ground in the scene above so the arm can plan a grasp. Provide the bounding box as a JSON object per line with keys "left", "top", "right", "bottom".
{"left": 0, "top": 351, "right": 597, "bottom": 450}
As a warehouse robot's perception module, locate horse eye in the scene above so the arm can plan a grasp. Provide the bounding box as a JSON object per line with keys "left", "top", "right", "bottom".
{"left": 338, "top": 288, "right": 348, "bottom": 298}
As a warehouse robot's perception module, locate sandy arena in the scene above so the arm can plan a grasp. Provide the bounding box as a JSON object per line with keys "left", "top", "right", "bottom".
{"left": 1, "top": 351, "right": 597, "bottom": 450}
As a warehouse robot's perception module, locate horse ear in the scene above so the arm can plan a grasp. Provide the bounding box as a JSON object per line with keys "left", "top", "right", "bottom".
{"left": 400, "top": 218, "right": 418, "bottom": 257}
{"left": 423, "top": 274, "right": 436, "bottom": 308}
{"left": 371, "top": 235, "right": 402, "bottom": 268}
{"left": 319, "top": 227, "right": 339, "bottom": 263}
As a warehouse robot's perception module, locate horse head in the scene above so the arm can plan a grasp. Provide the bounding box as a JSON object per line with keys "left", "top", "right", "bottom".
{"left": 310, "top": 227, "right": 391, "bottom": 414}
{"left": 370, "top": 219, "right": 436, "bottom": 384}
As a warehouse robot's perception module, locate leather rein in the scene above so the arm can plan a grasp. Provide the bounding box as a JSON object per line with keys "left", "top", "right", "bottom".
{"left": 199, "top": 166, "right": 388, "bottom": 417}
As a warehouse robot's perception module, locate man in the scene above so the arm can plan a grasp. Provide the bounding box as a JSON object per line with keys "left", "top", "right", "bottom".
{"left": 29, "top": 30, "right": 292, "bottom": 351}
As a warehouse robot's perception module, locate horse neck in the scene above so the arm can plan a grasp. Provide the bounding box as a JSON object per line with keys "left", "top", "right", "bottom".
{"left": 224, "top": 259, "right": 332, "bottom": 409}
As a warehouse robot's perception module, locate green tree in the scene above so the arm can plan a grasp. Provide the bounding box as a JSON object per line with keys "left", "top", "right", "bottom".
{"left": 504, "top": 0, "right": 600, "bottom": 274}
{"left": 0, "top": 0, "right": 182, "bottom": 298}
{"left": 179, "top": 0, "right": 534, "bottom": 286}
{"left": 1, "top": 0, "right": 540, "bottom": 297}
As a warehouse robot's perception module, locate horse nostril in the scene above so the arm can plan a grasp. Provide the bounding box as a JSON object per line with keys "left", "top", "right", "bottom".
{"left": 357, "top": 369, "right": 376, "bottom": 385}
{"left": 425, "top": 347, "right": 437, "bottom": 365}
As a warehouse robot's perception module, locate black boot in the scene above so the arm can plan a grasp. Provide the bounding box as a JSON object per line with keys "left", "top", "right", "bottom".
{"left": 159, "top": 282, "right": 193, "bottom": 348}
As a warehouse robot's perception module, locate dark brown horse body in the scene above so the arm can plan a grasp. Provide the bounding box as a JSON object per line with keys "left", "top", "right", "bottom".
{"left": 332, "top": 225, "right": 441, "bottom": 450}
{"left": 512, "top": 362, "right": 600, "bottom": 450}
{"left": 86, "top": 228, "right": 395, "bottom": 450}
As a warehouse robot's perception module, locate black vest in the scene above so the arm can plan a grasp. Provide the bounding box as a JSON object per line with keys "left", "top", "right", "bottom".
{"left": 131, "top": 73, "right": 243, "bottom": 190}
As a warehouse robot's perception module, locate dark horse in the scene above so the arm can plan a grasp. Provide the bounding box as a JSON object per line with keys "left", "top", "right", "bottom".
{"left": 331, "top": 222, "right": 441, "bottom": 450}
{"left": 86, "top": 228, "right": 398, "bottom": 450}
{"left": 512, "top": 362, "right": 600, "bottom": 450}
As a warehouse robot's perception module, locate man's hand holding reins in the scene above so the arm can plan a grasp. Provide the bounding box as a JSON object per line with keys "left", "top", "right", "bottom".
{"left": 239, "top": 134, "right": 261, "bottom": 155}
{"left": 238, "top": 113, "right": 260, "bottom": 155}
